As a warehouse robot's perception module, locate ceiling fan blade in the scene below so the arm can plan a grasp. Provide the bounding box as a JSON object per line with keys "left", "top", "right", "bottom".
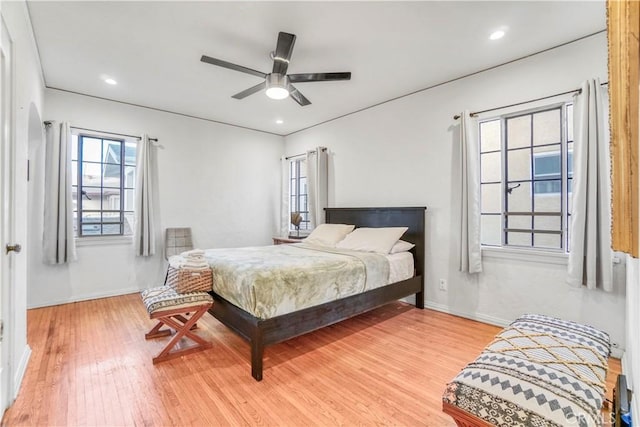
{"left": 288, "top": 72, "right": 351, "bottom": 83}
{"left": 272, "top": 32, "right": 296, "bottom": 75}
{"left": 232, "top": 81, "right": 267, "bottom": 99}
{"left": 200, "top": 55, "right": 266, "bottom": 78}
{"left": 287, "top": 84, "right": 311, "bottom": 106}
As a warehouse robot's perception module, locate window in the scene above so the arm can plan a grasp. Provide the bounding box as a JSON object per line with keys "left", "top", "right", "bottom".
{"left": 289, "top": 158, "right": 310, "bottom": 235}
{"left": 71, "top": 134, "right": 137, "bottom": 237}
{"left": 480, "top": 104, "right": 573, "bottom": 250}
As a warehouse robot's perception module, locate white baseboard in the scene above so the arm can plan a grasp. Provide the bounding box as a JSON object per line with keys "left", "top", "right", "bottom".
{"left": 621, "top": 351, "right": 632, "bottom": 389}
{"left": 424, "top": 300, "right": 512, "bottom": 328}
{"left": 424, "top": 300, "right": 625, "bottom": 359}
{"left": 13, "top": 345, "right": 31, "bottom": 400}
{"left": 27, "top": 286, "right": 142, "bottom": 309}
{"left": 610, "top": 347, "right": 624, "bottom": 359}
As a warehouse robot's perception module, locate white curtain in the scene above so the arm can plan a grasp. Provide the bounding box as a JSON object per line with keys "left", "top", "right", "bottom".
{"left": 567, "top": 79, "right": 612, "bottom": 291}
{"left": 280, "top": 156, "right": 290, "bottom": 237}
{"left": 306, "top": 147, "right": 328, "bottom": 228}
{"left": 134, "top": 134, "right": 156, "bottom": 256}
{"left": 459, "top": 111, "right": 482, "bottom": 274}
{"left": 43, "top": 121, "right": 76, "bottom": 264}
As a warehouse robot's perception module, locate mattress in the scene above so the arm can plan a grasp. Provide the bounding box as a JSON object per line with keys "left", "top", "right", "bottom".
{"left": 386, "top": 251, "right": 414, "bottom": 283}
{"left": 443, "top": 314, "right": 610, "bottom": 427}
{"left": 199, "top": 243, "right": 412, "bottom": 319}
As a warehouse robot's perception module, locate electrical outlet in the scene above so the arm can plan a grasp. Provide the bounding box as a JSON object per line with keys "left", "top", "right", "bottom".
{"left": 439, "top": 279, "right": 448, "bottom": 291}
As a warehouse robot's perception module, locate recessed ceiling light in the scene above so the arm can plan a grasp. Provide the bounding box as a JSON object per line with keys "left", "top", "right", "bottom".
{"left": 276, "top": 119, "right": 284, "bottom": 124}
{"left": 489, "top": 30, "right": 505, "bottom": 41}
{"left": 103, "top": 77, "right": 117, "bottom": 85}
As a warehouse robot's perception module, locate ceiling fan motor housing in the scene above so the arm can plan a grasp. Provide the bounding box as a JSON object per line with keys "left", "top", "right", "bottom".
{"left": 265, "top": 73, "right": 290, "bottom": 99}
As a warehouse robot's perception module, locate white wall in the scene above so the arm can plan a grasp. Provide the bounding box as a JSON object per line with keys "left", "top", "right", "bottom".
{"left": 624, "top": 255, "right": 638, "bottom": 419}
{"left": 28, "top": 89, "right": 283, "bottom": 308}
{"left": 622, "top": 89, "right": 640, "bottom": 420}
{"left": 285, "top": 32, "right": 627, "bottom": 354}
{"left": 1, "top": 0, "right": 45, "bottom": 406}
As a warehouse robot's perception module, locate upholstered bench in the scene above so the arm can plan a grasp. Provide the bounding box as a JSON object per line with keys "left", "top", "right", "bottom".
{"left": 141, "top": 286, "right": 213, "bottom": 364}
{"left": 443, "top": 314, "right": 611, "bottom": 427}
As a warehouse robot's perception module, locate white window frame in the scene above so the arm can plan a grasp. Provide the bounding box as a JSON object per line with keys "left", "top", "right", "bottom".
{"left": 289, "top": 157, "right": 311, "bottom": 236}
{"left": 479, "top": 102, "right": 573, "bottom": 255}
{"left": 72, "top": 130, "right": 137, "bottom": 240}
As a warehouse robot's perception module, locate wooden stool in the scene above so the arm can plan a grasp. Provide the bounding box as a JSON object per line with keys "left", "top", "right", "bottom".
{"left": 141, "top": 286, "right": 213, "bottom": 364}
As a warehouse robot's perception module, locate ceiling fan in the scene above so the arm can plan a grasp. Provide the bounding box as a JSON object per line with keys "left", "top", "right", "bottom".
{"left": 200, "top": 32, "right": 351, "bottom": 106}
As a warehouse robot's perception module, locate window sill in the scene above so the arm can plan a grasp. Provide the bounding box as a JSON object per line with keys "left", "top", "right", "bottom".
{"left": 481, "top": 246, "right": 569, "bottom": 265}
{"left": 75, "top": 235, "right": 133, "bottom": 247}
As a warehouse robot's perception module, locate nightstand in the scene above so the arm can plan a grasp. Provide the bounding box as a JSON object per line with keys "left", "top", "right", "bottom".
{"left": 272, "top": 237, "right": 305, "bottom": 245}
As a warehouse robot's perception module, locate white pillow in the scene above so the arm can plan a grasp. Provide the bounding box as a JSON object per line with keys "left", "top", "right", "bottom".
{"left": 303, "top": 223, "right": 355, "bottom": 247}
{"left": 336, "top": 227, "right": 409, "bottom": 254}
{"left": 389, "top": 239, "right": 415, "bottom": 254}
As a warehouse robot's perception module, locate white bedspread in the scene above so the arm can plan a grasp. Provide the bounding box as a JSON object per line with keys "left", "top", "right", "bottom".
{"left": 200, "top": 243, "right": 399, "bottom": 319}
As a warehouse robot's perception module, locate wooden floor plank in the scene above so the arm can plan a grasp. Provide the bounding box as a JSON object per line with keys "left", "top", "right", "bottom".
{"left": 2, "top": 293, "right": 621, "bottom": 426}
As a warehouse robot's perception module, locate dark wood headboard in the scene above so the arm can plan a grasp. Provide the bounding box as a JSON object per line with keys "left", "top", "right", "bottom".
{"left": 324, "top": 207, "right": 427, "bottom": 278}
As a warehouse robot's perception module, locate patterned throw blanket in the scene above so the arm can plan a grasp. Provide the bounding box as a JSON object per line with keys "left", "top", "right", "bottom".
{"left": 203, "top": 243, "right": 390, "bottom": 319}
{"left": 443, "top": 314, "right": 610, "bottom": 427}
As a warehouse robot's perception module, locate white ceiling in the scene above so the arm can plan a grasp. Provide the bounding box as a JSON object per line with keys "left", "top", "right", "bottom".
{"left": 28, "top": 1, "right": 606, "bottom": 136}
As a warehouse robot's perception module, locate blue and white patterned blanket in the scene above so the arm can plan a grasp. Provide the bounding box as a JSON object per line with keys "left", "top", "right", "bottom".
{"left": 443, "top": 314, "right": 610, "bottom": 427}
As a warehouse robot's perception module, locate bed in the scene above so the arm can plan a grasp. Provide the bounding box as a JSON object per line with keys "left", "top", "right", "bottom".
{"left": 206, "top": 206, "right": 426, "bottom": 381}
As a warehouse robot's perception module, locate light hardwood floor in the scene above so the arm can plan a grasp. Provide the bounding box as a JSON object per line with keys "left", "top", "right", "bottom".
{"left": 2, "top": 294, "right": 621, "bottom": 426}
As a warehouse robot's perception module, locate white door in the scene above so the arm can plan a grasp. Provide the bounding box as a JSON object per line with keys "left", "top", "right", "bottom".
{"left": 0, "top": 13, "right": 16, "bottom": 412}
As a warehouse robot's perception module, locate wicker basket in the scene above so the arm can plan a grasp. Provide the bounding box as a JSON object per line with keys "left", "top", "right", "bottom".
{"left": 166, "top": 265, "right": 213, "bottom": 293}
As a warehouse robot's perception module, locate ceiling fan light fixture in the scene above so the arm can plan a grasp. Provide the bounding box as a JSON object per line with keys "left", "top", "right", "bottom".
{"left": 201, "top": 31, "right": 351, "bottom": 106}
{"left": 266, "top": 87, "right": 289, "bottom": 100}
{"left": 265, "top": 73, "right": 289, "bottom": 100}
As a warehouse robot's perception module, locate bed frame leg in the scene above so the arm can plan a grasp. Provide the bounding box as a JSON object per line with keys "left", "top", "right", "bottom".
{"left": 415, "top": 291, "right": 424, "bottom": 309}
{"left": 251, "top": 331, "right": 264, "bottom": 381}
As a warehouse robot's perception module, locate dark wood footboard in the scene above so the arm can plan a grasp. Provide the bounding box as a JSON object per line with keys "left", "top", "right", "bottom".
{"left": 209, "top": 274, "right": 423, "bottom": 380}
{"left": 209, "top": 206, "right": 426, "bottom": 381}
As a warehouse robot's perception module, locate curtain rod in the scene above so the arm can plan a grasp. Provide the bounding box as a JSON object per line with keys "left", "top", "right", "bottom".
{"left": 43, "top": 122, "right": 158, "bottom": 142}
{"left": 284, "top": 147, "right": 327, "bottom": 160}
{"left": 453, "top": 81, "right": 609, "bottom": 120}
{"left": 285, "top": 153, "right": 308, "bottom": 160}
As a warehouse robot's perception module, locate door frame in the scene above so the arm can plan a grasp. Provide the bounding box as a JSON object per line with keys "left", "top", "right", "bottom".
{"left": 0, "top": 10, "right": 16, "bottom": 413}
